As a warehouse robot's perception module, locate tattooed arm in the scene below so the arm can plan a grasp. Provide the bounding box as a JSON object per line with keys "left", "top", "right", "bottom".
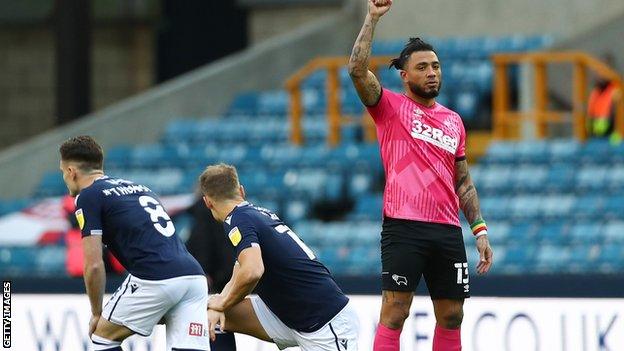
{"left": 455, "top": 159, "right": 493, "bottom": 274}
{"left": 348, "top": 0, "right": 392, "bottom": 106}
{"left": 454, "top": 159, "right": 482, "bottom": 224}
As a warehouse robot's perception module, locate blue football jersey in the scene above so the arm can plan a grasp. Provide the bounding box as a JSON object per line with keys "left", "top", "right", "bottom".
{"left": 223, "top": 202, "right": 349, "bottom": 332}
{"left": 75, "top": 176, "right": 204, "bottom": 280}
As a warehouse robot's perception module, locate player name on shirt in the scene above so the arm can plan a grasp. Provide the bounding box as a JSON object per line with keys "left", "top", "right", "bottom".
{"left": 101, "top": 183, "right": 152, "bottom": 197}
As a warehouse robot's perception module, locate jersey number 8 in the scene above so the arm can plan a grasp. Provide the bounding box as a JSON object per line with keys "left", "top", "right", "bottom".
{"left": 139, "top": 196, "right": 176, "bottom": 237}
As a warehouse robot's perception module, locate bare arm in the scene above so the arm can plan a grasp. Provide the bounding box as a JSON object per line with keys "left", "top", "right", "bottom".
{"left": 454, "top": 159, "right": 482, "bottom": 224}
{"left": 218, "top": 262, "right": 239, "bottom": 297}
{"left": 209, "top": 247, "right": 264, "bottom": 312}
{"left": 83, "top": 235, "right": 106, "bottom": 316}
{"left": 455, "top": 159, "right": 493, "bottom": 274}
{"left": 348, "top": 0, "right": 392, "bottom": 106}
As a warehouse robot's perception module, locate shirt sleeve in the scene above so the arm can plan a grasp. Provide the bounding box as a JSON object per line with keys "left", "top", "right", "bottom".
{"left": 455, "top": 117, "right": 467, "bottom": 160}
{"left": 226, "top": 213, "right": 260, "bottom": 258}
{"left": 366, "top": 87, "right": 397, "bottom": 124}
{"left": 75, "top": 189, "right": 104, "bottom": 238}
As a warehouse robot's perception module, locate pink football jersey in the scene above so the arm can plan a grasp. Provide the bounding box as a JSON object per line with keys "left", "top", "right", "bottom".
{"left": 367, "top": 88, "right": 466, "bottom": 226}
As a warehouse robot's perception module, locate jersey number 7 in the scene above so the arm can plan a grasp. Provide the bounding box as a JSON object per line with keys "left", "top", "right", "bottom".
{"left": 274, "top": 224, "right": 316, "bottom": 260}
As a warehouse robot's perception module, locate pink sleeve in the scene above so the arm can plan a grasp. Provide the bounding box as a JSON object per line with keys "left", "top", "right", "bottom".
{"left": 455, "top": 118, "right": 466, "bottom": 160}
{"left": 366, "top": 88, "right": 397, "bottom": 123}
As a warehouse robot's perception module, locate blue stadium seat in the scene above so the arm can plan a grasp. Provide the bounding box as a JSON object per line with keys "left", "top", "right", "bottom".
{"left": 572, "top": 195, "right": 604, "bottom": 219}
{"left": 535, "top": 245, "right": 571, "bottom": 273}
{"left": 603, "top": 222, "right": 624, "bottom": 243}
{"left": 162, "top": 119, "right": 197, "bottom": 143}
{"left": 486, "top": 221, "right": 510, "bottom": 245}
{"left": 227, "top": 92, "right": 259, "bottom": 115}
{"left": 509, "top": 196, "right": 543, "bottom": 220}
{"left": 576, "top": 167, "right": 608, "bottom": 192}
{"left": 548, "top": 139, "right": 580, "bottom": 161}
{"left": 301, "top": 70, "right": 326, "bottom": 89}
{"left": 544, "top": 165, "right": 575, "bottom": 192}
{"left": 511, "top": 165, "right": 548, "bottom": 192}
{"left": 482, "top": 142, "right": 516, "bottom": 164}
{"left": 480, "top": 196, "right": 509, "bottom": 221}
{"left": 0, "top": 199, "right": 33, "bottom": 216}
{"left": 567, "top": 245, "right": 597, "bottom": 272}
{"left": 607, "top": 166, "right": 624, "bottom": 189}
{"left": 257, "top": 90, "right": 289, "bottom": 116}
{"left": 541, "top": 195, "right": 574, "bottom": 219}
{"left": 603, "top": 196, "right": 624, "bottom": 220}
{"left": 130, "top": 144, "right": 182, "bottom": 168}
{"left": 501, "top": 245, "right": 535, "bottom": 273}
{"left": 479, "top": 166, "right": 514, "bottom": 193}
{"left": 349, "top": 193, "right": 383, "bottom": 220}
{"left": 105, "top": 145, "right": 133, "bottom": 168}
{"left": 35, "top": 171, "right": 67, "bottom": 197}
{"left": 508, "top": 222, "right": 537, "bottom": 244}
{"left": 283, "top": 199, "right": 309, "bottom": 223}
{"left": 569, "top": 223, "right": 604, "bottom": 244}
{"left": 537, "top": 221, "right": 568, "bottom": 244}
{"left": 351, "top": 222, "right": 381, "bottom": 245}
{"left": 596, "top": 244, "right": 624, "bottom": 272}
{"left": 453, "top": 88, "right": 480, "bottom": 120}
{"left": 580, "top": 139, "right": 612, "bottom": 164}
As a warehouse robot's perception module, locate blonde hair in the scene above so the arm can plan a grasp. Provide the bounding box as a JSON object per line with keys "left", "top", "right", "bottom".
{"left": 199, "top": 163, "right": 241, "bottom": 201}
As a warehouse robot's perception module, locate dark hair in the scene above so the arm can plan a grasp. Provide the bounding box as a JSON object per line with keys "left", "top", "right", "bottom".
{"left": 389, "top": 37, "right": 436, "bottom": 70}
{"left": 59, "top": 135, "right": 104, "bottom": 171}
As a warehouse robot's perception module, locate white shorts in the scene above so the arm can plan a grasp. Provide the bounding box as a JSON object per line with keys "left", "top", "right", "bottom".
{"left": 250, "top": 296, "right": 359, "bottom": 351}
{"left": 102, "top": 274, "right": 209, "bottom": 351}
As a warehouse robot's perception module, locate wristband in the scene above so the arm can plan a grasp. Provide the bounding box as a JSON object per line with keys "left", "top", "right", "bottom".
{"left": 470, "top": 219, "right": 487, "bottom": 237}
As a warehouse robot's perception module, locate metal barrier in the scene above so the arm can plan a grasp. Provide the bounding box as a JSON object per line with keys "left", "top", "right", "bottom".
{"left": 285, "top": 56, "right": 393, "bottom": 146}
{"left": 492, "top": 51, "right": 624, "bottom": 141}
{"left": 287, "top": 52, "right": 624, "bottom": 145}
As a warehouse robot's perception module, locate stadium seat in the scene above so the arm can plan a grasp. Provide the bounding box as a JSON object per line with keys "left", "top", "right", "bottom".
{"left": 535, "top": 245, "right": 571, "bottom": 273}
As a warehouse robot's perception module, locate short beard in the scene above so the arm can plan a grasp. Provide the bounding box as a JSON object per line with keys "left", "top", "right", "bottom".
{"left": 408, "top": 81, "right": 441, "bottom": 99}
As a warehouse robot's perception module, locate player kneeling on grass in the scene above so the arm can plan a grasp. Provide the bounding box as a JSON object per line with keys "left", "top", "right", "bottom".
{"left": 199, "top": 163, "right": 360, "bottom": 351}
{"left": 59, "top": 136, "right": 209, "bottom": 351}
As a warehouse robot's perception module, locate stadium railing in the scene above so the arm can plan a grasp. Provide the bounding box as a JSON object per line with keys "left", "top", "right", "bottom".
{"left": 492, "top": 51, "right": 624, "bottom": 140}
{"left": 285, "top": 56, "right": 393, "bottom": 146}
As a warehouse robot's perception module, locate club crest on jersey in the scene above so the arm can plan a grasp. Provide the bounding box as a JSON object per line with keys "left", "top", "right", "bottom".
{"left": 228, "top": 227, "right": 242, "bottom": 246}
{"left": 413, "top": 107, "right": 425, "bottom": 118}
{"left": 410, "top": 118, "right": 458, "bottom": 154}
{"left": 75, "top": 209, "right": 85, "bottom": 230}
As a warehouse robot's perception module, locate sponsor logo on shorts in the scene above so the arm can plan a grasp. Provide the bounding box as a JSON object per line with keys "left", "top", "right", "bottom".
{"left": 189, "top": 323, "right": 203, "bottom": 336}
{"left": 130, "top": 283, "right": 139, "bottom": 294}
{"left": 464, "top": 284, "right": 470, "bottom": 293}
{"left": 340, "top": 339, "right": 348, "bottom": 349}
{"left": 392, "top": 274, "right": 408, "bottom": 286}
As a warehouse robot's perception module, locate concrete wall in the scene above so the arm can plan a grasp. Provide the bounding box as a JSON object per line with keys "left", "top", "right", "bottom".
{"left": 365, "top": 0, "right": 624, "bottom": 40}
{"left": 0, "top": 25, "right": 154, "bottom": 150}
{"left": 0, "top": 8, "right": 360, "bottom": 199}
{"left": 249, "top": 5, "right": 342, "bottom": 44}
